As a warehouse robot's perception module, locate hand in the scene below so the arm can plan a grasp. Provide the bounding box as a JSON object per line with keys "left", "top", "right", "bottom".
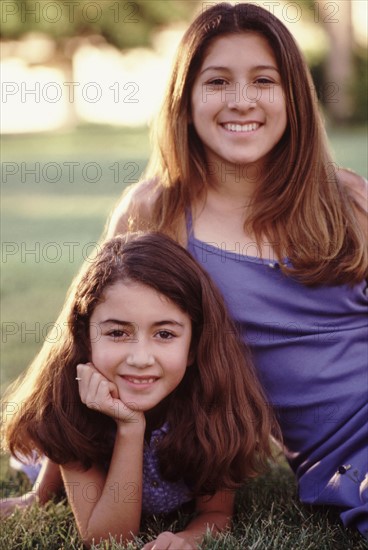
{"left": 142, "top": 531, "right": 198, "bottom": 549}
{"left": 76, "top": 363, "right": 144, "bottom": 425}
{"left": 0, "top": 492, "right": 37, "bottom": 518}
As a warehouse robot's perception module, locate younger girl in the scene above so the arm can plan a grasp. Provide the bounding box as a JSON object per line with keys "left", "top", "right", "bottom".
{"left": 3, "top": 232, "right": 277, "bottom": 548}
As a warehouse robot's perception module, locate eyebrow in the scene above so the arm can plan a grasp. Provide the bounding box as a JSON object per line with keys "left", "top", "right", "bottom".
{"left": 98, "top": 319, "right": 185, "bottom": 328}
{"left": 200, "top": 64, "right": 279, "bottom": 75}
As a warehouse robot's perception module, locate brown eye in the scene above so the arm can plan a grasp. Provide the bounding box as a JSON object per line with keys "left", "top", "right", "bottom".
{"left": 205, "top": 78, "right": 228, "bottom": 90}
{"left": 107, "top": 329, "right": 128, "bottom": 339}
{"left": 156, "top": 330, "right": 174, "bottom": 340}
{"left": 255, "top": 77, "right": 274, "bottom": 85}
{"left": 209, "top": 78, "right": 227, "bottom": 86}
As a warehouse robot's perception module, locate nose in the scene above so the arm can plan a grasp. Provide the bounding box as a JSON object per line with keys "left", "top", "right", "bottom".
{"left": 226, "top": 81, "right": 258, "bottom": 111}
{"left": 126, "top": 340, "right": 155, "bottom": 368}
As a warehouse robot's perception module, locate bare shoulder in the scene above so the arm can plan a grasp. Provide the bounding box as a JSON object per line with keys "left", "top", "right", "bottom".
{"left": 105, "top": 178, "right": 161, "bottom": 238}
{"left": 338, "top": 168, "right": 368, "bottom": 212}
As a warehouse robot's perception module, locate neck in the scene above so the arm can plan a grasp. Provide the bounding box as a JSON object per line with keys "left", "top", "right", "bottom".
{"left": 207, "top": 160, "right": 262, "bottom": 203}
{"left": 145, "top": 395, "right": 170, "bottom": 434}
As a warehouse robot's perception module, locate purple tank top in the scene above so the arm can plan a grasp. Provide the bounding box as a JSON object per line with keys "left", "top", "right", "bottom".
{"left": 187, "top": 213, "right": 368, "bottom": 536}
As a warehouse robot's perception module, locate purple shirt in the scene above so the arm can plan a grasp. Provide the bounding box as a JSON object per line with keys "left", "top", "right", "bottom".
{"left": 187, "top": 213, "right": 368, "bottom": 538}
{"left": 142, "top": 423, "right": 192, "bottom": 515}
{"left": 15, "top": 423, "right": 192, "bottom": 517}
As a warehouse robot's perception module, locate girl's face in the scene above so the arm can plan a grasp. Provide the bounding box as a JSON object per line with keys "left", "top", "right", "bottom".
{"left": 190, "top": 32, "right": 287, "bottom": 175}
{"left": 89, "top": 281, "right": 192, "bottom": 412}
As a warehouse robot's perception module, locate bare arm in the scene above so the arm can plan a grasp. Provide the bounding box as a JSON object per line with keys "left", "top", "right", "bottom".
{"left": 62, "top": 363, "right": 146, "bottom": 547}
{"left": 61, "top": 421, "right": 145, "bottom": 547}
{"left": 105, "top": 179, "right": 159, "bottom": 239}
{"left": 142, "top": 490, "right": 234, "bottom": 550}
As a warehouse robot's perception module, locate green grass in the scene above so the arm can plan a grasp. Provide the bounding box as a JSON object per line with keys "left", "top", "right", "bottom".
{"left": 1, "top": 465, "right": 366, "bottom": 549}
{"left": 1, "top": 124, "right": 367, "bottom": 548}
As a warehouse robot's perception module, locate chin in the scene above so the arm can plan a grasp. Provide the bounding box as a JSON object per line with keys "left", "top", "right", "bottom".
{"left": 130, "top": 402, "right": 155, "bottom": 413}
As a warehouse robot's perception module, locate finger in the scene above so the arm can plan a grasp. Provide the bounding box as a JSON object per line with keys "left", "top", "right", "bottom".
{"left": 94, "top": 379, "right": 121, "bottom": 409}
{"left": 166, "top": 535, "right": 193, "bottom": 549}
{"left": 76, "top": 362, "right": 99, "bottom": 377}
{"left": 168, "top": 541, "right": 190, "bottom": 550}
{"left": 78, "top": 363, "right": 119, "bottom": 399}
{"left": 146, "top": 532, "right": 174, "bottom": 550}
{"left": 84, "top": 375, "right": 124, "bottom": 418}
{"left": 83, "top": 370, "right": 102, "bottom": 403}
{"left": 142, "top": 542, "right": 158, "bottom": 550}
{"left": 76, "top": 364, "right": 95, "bottom": 402}
{"left": 108, "top": 381, "right": 120, "bottom": 400}
{"left": 76, "top": 362, "right": 98, "bottom": 389}
{"left": 88, "top": 372, "right": 117, "bottom": 410}
{"left": 89, "top": 371, "right": 122, "bottom": 408}
{"left": 78, "top": 367, "right": 107, "bottom": 407}
{"left": 142, "top": 536, "right": 165, "bottom": 550}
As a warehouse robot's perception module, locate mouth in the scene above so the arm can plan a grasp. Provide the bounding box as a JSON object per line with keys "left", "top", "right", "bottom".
{"left": 221, "top": 122, "right": 261, "bottom": 133}
{"left": 120, "top": 375, "right": 159, "bottom": 386}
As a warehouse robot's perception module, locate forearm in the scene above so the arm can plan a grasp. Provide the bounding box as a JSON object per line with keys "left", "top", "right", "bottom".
{"left": 63, "top": 422, "right": 145, "bottom": 546}
{"left": 32, "top": 459, "right": 63, "bottom": 504}
{"left": 87, "top": 428, "right": 144, "bottom": 541}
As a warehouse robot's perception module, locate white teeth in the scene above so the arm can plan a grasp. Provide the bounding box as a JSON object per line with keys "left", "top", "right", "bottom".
{"left": 223, "top": 122, "right": 260, "bottom": 132}
{"left": 126, "top": 377, "right": 156, "bottom": 384}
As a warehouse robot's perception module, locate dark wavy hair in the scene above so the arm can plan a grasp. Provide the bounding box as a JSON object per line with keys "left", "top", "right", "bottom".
{"left": 3, "top": 232, "right": 278, "bottom": 495}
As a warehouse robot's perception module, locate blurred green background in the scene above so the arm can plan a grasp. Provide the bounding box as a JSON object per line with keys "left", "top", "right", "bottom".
{"left": 1, "top": 124, "right": 367, "bottom": 394}
{"left": 1, "top": 0, "right": 367, "bottom": 393}
{"left": 1, "top": 125, "right": 150, "bottom": 393}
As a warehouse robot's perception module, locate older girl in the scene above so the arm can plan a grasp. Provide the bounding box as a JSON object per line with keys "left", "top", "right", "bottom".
{"left": 106, "top": 2, "right": 367, "bottom": 537}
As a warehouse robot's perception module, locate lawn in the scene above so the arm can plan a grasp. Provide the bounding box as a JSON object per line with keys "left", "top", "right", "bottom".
{"left": 1, "top": 124, "right": 367, "bottom": 548}
{"left": 0, "top": 466, "right": 366, "bottom": 549}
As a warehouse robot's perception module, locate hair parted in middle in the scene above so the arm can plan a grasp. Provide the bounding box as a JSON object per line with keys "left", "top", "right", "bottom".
{"left": 4, "top": 232, "right": 278, "bottom": 495}
{"left": 125, "top": 2, "right": 366, "bottom": 285}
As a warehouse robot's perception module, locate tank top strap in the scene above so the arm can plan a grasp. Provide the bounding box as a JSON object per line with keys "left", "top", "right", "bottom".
{"left": 185, "top": 208, "right": 194, "bottom": 238}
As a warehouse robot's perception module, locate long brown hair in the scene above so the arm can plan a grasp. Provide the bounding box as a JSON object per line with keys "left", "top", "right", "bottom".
{"left": 3, "top": 233, "right": 278, "bottom": 495}
{"left": 125, "top": 2, "right": 367, "bottom": 285}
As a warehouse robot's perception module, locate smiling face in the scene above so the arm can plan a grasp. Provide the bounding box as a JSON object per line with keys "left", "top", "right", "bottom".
{"left": 89, "top": 281, "right": 192, "bottom": 412}
{"left": 190, "top": 32, "right": 287, "bottom": 176}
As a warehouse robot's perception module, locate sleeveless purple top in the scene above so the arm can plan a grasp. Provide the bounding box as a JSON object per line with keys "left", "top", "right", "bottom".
{"left": 187, "top": 213, "right": 368, "bottom": 537}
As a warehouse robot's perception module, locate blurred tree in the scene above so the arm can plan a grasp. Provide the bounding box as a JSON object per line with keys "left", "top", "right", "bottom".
{"left": 293, "top": 0, "right": 357, "bottom": 123}
{"left": 0, "top": 1, "right": 200, "bottom": 128}
{"left": 316, "top": 0, "right": 354, "bottom": 123}
{"left": 0, "top": 0, "right": 199, "bottom": 49}
{"left": 2, "top": 0, "right": 363, "bottom": 124}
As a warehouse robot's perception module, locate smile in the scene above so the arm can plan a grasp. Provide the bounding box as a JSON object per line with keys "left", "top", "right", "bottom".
{"left": 222, "top": 122, "right": 260, "bottom": 133}
{"left": 122, "top": 376, "right": 158, "bottom": 385}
